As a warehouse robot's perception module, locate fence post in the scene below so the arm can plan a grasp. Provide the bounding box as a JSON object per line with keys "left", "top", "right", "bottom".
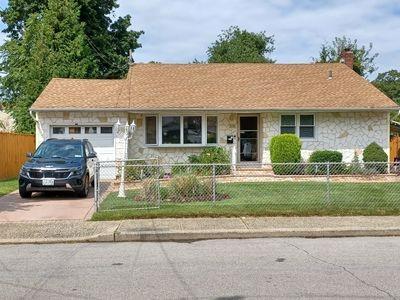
{"left": 326, "top": 162, "right": 330, "bottom": 202}
{"left": 157, "top": 165, "right": 161, "bottom": 208}
{"left": 94, "top": 162, "right": 99, "bottom": 211}
{"left": 212, "top": 164, "right": 216, "bottom": 203}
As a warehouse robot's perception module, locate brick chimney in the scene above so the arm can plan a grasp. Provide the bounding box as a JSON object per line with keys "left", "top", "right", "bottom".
{"left": 340, "top": 49, "right": 354, "bottom": 69}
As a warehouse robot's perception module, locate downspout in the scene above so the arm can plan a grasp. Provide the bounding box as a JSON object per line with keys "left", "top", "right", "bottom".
{"left": 29, "top": 110, "right": 43, "bottom": 145}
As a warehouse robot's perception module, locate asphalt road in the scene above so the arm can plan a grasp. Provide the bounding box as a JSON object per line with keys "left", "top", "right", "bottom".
{"left": 0, "top": 237, "right": 399, "bottom": 299}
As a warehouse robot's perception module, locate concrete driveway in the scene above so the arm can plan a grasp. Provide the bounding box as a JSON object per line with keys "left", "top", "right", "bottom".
{"left": 0, "top": 190, "right": 95, "bottom": 222}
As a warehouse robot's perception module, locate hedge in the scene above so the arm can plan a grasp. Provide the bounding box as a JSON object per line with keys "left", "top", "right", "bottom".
{"left": 269, "top": 134, "right": 302, "bottom": 175}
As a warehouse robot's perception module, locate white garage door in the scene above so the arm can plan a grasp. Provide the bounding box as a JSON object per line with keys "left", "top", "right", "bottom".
{"left": 50, "top": 125, "right": 115, "bottom": 162}
{"left": 50, "top": 125, "right": 116, "bottom": 179}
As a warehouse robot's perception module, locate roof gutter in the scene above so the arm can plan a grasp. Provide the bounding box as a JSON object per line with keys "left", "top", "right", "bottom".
{"left": 30, "top": 107, "right": 400, "bottom": 113}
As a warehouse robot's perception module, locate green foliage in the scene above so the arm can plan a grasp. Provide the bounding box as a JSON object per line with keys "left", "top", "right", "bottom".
{"left": 270, "top": 134, "right": 302, "bottom": 175}
{"left": 0, "top": 0, "right": 143, "bottom": 78}
{"left": 207, "top": 26, "right": 275, "bottom": 63}
{"left": 373, "top": 70, "right": 400, "bottom": 120}
{"left": 314, "top": 36, "right": 378, "bottom": 77}
{"left": 309, "top": 150, "right": 343, "bottom": 163}
{"left": 125, "top": 161, "right": 164, "bottom": 181}
{"left": 1, "top": 0, "right": 95, "bottom": 132}
{"left": 347, "top": 151, "right": 364, "bottom": 175}
{"left": 168, "top": 174, "right": 212, "bottom": 202}
{"left": 188, "top": 147, "right": 231, "bottom": 175}
{"left": 0, "top": 0, "right": 143, "bottom": 133}
{"left": 363, "top": 142, "right": 388, "bottom": 174}
{"left": 307, "top": 150, "right": 343, "bottom": 175}
{"left": 363, "top": 142, "right": 388, "bottom": 162}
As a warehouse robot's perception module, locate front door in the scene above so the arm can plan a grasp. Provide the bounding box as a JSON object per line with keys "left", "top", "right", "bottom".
{"left": 239, "top": 116, "right": 258, "bottom": 162}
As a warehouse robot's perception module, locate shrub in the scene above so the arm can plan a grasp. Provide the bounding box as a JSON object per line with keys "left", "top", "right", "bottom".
{"left": 347, "top": 151, "right": 364, "bottom": 175}
{"left": 269, "top": 134, "right": 301, "bottom": 175}
{"left": 138, "top": 178, "right": 159, "bottom": 202}
{"left": 363, "top": 142, "right": 388, "bottom": 173}
{"left": 125, "top": 161, "right": 164, "bottom": 181}
{"left": 188, "top": 147, "right": 231, "bottom": 175}
{"left": 168, "top": 174, "right": 212, "bottom": 202}
{"left": 307, "top": 150, "right": 344, "bottom": 175}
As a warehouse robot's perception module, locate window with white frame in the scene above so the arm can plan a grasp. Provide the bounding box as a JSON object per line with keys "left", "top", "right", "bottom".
{"left": 280, "top": 114, "right": 315, "bottom": 138}
{"left": 145, "top": 115, "right": 218, "bottom": 146}
{"left": 299, "top": 115, "right": 315, "bottom": 138}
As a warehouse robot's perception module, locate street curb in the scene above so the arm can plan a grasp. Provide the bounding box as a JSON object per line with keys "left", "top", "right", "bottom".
{"left": 115, "top": 227, "right": 400, "bottom": 242}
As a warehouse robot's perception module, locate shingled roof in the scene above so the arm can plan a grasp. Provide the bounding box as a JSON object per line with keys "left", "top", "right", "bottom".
{"left": 31, "top": 63, "right": 398, "bottom": 111}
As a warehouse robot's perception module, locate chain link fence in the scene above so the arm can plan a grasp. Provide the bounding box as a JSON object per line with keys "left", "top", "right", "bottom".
{"left": 94, "top": 160, "right": 400, "bottom": 217}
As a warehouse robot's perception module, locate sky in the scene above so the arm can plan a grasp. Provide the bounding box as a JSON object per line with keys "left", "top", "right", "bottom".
{"left": 0, "top": 0, "right": 399, "bottom": 78}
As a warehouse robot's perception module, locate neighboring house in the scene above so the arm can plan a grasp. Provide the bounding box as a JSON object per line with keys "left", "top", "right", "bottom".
{"left": 30, "top": 52, "right": 398, "bottom": 165}
{"left": 0, "top": 109, "right": 14, "bottom": 132}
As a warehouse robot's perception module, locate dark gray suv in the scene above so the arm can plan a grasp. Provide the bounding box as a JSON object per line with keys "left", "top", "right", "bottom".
{"left": 19, "top": 139, "right": 98, "bottom": 198}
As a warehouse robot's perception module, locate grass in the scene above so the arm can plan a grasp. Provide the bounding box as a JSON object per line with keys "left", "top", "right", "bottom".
{"left": 0, "top": 178, "right": 18, "bottom": 197}
{"left": 91, "top": 181, "right": 400, "bottom": 221}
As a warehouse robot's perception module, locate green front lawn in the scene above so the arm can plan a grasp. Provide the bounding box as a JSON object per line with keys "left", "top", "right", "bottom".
{"left": 0, "top": 179, "right": 18, "bottom": 197}
{"left": 92, "top": 181, "right": 400, "bottom": 221}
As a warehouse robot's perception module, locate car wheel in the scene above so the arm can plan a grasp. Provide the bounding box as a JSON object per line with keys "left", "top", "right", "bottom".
{"left": 77, "top": 175, "right": 89, "bottom": 198}
{"left": 19, "top": 185, "right": 32, "bottom": 198}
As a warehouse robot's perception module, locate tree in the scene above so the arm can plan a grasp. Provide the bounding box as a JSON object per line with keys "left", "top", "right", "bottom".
{"left": 0, "top": 0, "right": 97, "bottom": 132}
{"left": 314, "top": 36, "right": 378, "bottom": 77}
{"left": 373, "top": 70, "right": 400, "bottom": 105}
{"left": 207, "top": 26, "right": 275, "bottom": 63}
{"left": 0, "top": 0, "right": 143, "bottom": 78}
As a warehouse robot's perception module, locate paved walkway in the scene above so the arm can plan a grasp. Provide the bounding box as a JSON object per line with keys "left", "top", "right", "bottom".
{"left": 0, "top": 190, "right": 95, "bottom": 222}
{"left": 1, "top": 216, "right": 400, "bottom": 244}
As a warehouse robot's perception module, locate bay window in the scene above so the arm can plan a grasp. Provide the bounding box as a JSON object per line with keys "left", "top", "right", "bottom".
{"left": 145, "top": 115, "right": 218, "bottom": 146}
{"left": 162, "top": 116, "right": 180, "bottom": 144}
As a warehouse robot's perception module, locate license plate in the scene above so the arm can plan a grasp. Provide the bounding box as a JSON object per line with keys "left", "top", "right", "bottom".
{"left": 42, "top": 178, "right": 55, "bottom": 186}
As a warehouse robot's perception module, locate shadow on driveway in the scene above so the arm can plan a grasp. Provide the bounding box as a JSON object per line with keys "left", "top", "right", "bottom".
{"left": 0, "top": 189, "right": 95, "bottom": 222}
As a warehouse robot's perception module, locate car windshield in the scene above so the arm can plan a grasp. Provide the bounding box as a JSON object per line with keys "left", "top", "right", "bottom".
{"left": 34, "top": 142, "right": 84, "bottom": 159}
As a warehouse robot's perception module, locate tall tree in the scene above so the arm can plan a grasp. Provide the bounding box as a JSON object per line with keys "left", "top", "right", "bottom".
{"left": 0, "top": 0, "right": 143, "bottom": 78}
{"left": 207, "top": 26, "right": 275, "bottom": 63}
{"left": 373, "top": 70, "right": 400, "bottom": 105}
{"left": 314, "top": 36, "right": 378, "bottom": 77}
{"left": 0, "top": 0, "right": 97, "bottom": 132}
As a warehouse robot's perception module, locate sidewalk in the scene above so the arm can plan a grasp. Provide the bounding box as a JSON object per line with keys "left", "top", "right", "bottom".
{"left": 1, "top": 216, "right": 400, "bottom": 244}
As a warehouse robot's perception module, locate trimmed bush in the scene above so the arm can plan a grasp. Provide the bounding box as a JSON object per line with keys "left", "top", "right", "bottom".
{"left": 269, "top": 134, "right": 302, "bottom": 175}
{"left": 125, "top": 161, "right": 164, "bottom": 181}
{"left": 363, "top": 142, "right": 388, "bottom": 173}
{"left": 307, "top": 150, "right": 343, "bottom": 175}
{"left": 363, "top": 142, "right": 388, "bottom": 162}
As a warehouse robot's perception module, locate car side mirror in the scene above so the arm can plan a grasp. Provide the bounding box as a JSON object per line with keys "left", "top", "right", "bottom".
{"left": 26, "top": 152, "right": 32, "bottom": 158}
{"left": 87, "top": 152, "right": 97, "bottom": 159}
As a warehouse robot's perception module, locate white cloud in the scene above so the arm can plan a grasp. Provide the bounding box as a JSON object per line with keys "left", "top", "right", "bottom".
{"left": 117, "top": 0, "right": 400, "bottom": 77}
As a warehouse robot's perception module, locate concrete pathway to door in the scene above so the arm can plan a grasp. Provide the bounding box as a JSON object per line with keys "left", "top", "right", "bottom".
{"left": 0, "top": 190, "right": 95, "bottom": 222}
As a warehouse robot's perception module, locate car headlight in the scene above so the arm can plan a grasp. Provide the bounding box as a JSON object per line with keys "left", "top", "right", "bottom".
{"left": 20, "top": 167, "right": 28, "bottom": 176}
{"left": 71, "top": 167, "right": 84, "bottom": 176}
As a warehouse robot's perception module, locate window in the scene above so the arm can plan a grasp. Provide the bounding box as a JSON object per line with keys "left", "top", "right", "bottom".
{"left": 69, "top": 127, "right": 81, "bottom": 134}
{"left": 145, "top": 116, "right": 157, "bottom": 145}
{"left": 184, "top": 116, "right": 202, "bottom": 144}
{"left": 299, "top": 115, "right": 315, "bottom": 138}
{"left": 280, "top": 115, "right": 296, "bottom": 134}
{"left": 162, "top": 116, "right": 181, "bottom": 144}
{"left": 280, "top": 114, "right": 315, "bottom": 139}
{"left": 52, "top": 127, "right": 65, "bottom": 134}
{"left": 207, "top": 116, "right": 218, "bottom": 144}
{"left": 85, "top": 127, "right": 97, "bottom": 134}
{"left": 100, "top": 126, "right": 113, "bottom": 134}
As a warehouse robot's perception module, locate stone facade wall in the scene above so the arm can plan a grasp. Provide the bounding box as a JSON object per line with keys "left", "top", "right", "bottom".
{"left": 262, "top": 111, "right": 390, "bottom": 163}
{"left": 35, "top": 110, "right": 390, "bottom": 164}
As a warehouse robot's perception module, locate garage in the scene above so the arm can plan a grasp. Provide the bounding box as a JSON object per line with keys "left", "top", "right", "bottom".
{"left": 49, "top": 125, "right": 115, "bottom": 162}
